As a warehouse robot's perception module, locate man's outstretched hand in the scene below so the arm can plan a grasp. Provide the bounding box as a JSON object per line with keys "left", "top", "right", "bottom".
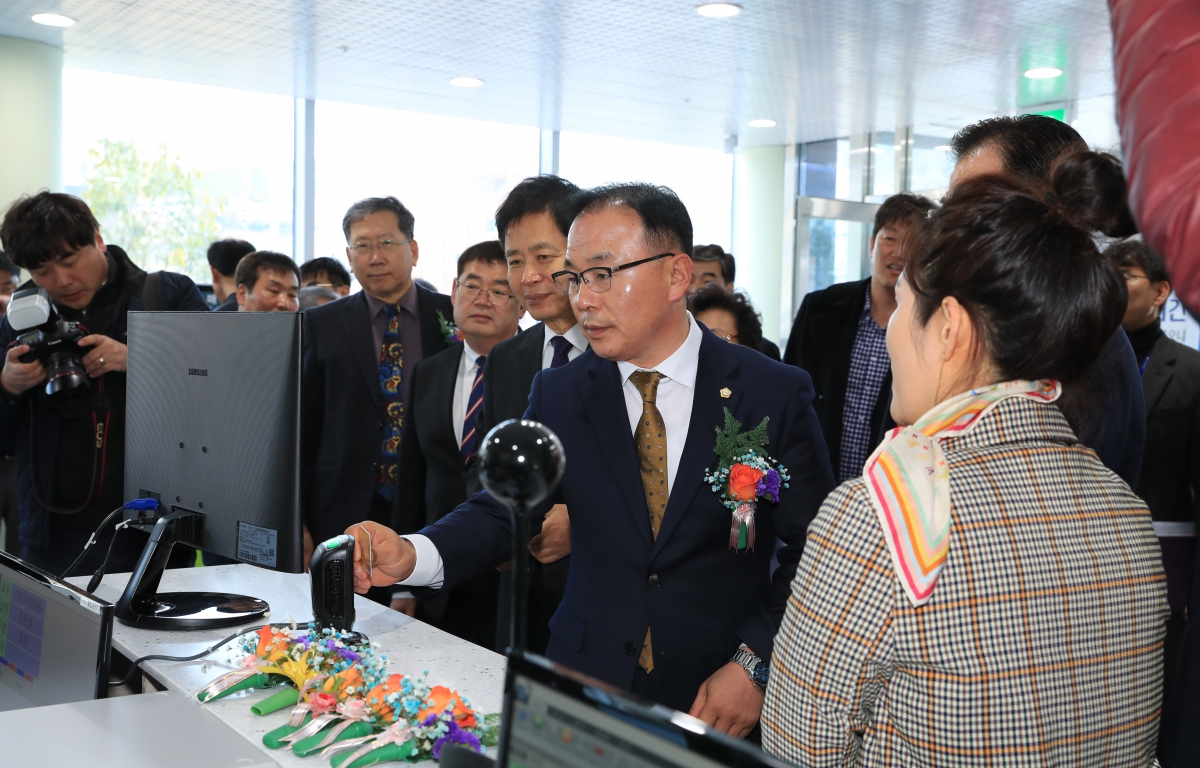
{"left": 688, "top": 660, "right": 764, "bottom": 739}
{"left": 345, "top": 521, "right": 417, "bottom": 593}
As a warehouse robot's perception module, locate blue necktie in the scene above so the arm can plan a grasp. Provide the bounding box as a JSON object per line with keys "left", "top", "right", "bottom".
{"left": 377, "top": 303, "right": 404, "bottom": 501}
{"left": 549, "top": 335, "right": 573, "bottom": 369}
{"left": 460, "top": 355, "right": 486, "bottom": 463}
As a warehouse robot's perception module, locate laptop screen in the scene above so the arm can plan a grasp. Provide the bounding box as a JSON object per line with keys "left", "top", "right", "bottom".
{"left": 502, "top": 654, "right": 792, "bottom": 768}
{"left": 0, "top": 551, "right": 113, "bottom": 711}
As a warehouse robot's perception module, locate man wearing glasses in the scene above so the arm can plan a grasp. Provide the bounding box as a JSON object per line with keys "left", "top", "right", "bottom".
{"left": 393, "top": 240, "right": 523, "bottom": 644}
{"left": 301, "top": 196, "right": 453, "bottom": 576}
{"left": 346, "top": 184, "right": 834, "bottom": 738}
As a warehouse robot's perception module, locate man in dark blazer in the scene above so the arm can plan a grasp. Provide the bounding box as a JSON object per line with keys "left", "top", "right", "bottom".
{"left": 466, "top": 175, "right": 587, "bottom": 653}
{"left": 394, "top": 241, "right": 523, "bottom": 645}
{"left": 302, "top": 196, "right": 453, "bottom": 552}
{"left": 945, "top": 115, "right": 1145, "bottom": 488}
{"left": 783, "top": 194, "right": 933, "bottom": 482}
{"left": 347, "top": 183, "right": 835, "bottom": 736}
{"left": 1107, "top": 242, "right": 1200, "bottom": 766}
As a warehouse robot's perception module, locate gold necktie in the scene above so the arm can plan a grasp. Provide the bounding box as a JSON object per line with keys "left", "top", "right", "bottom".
{"left": 630, "top": 370, "right": 667, "bottom": 673}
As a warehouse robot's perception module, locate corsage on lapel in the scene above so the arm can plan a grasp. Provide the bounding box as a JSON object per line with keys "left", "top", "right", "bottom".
{"left": 436, "top": 310, "right": 464, "bottom": 345}
{"left": 704, "top": 407, "right": 791, "bottom": 552}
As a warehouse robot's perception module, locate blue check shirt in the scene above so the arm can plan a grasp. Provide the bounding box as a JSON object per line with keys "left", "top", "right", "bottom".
{"left": 839, "top": 286, "right": 890, "bottom": 482}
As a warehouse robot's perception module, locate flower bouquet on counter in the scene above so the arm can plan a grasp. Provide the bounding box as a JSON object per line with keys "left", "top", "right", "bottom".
{"left": 194, "top": 622, "right": 500, "bottom": 765}
{"left": 704, "top": 407, "right": 791, "bottom": 553}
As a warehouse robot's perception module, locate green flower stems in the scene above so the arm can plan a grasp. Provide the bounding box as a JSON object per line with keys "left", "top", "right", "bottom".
{"left": 292, "top": 720, "right": 375, "bottom": 757}
{"left": 330, "top": 741, "right": 417, "bottom": 767}
{"left": 250, "top": 687, "right": 299, "bottom": 716}
{"left": 263, "top": 712, "right": 312, "bottom": 749}
{"left": 196, "top": 672, "right": 270, "bottom": 703}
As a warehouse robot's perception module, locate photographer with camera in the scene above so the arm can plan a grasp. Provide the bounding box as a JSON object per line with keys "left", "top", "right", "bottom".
{"left": 0, "top": 192, "right": 209, "bottom": 575}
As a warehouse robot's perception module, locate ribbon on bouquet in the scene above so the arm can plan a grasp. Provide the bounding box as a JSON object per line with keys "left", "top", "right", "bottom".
{"left": 327, "top": 722, "right": 417, "bottom": 768}
{"left": 285, "top": 676, "right": 331, "bottom": 726}
{"left": 285, "top": 700, "right": 376, "bottom": 757}
{"left": 195, "top": 656, "right": 271, "bottom": 703}
{"left": 728, "top": 501, "right": 757, "bottom": 552}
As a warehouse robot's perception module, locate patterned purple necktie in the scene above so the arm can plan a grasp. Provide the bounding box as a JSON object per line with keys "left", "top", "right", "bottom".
{"left": 549, "top": 335, "right": 573, "bottom": 369}
{"left": 460, "top": 355, "right": 486, "bottom": 463}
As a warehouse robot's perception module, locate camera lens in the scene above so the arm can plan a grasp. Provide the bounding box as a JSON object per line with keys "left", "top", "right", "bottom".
{"left": 45, "top": 349, "right": 89, "bottom": 399}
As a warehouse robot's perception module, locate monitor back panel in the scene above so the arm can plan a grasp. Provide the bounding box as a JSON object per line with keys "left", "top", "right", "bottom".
{"left": 125, "top": 311, "right": 302, "bottom": 573}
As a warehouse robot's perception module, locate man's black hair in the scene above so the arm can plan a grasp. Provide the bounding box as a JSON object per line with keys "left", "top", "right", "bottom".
{"left": 948, "top": 115, "right": 1088, "bottom": 188}
{"left": 1105, "top": 240, "right": 1169, "bottom": 285}
{"left": 342, "top": 197, "right": 415, "bottom": 242}
{"left": 457, "top": 240, "right": 506, "bottom": 277}
{"left": 494, "top": 175, "right": 581, "bottom": 248}
{"left": 298, "top": 285, "right": 340, "bottom": 310}
{"left": 873, "top": 193, "right": 937, "bottom": 239}
{"left": 300, "top": 256, "right": 351, "bottom": 288}
{"left": 567, "top": 183, "right": 693, "bottom": 257}
{"left": 693, "top": 244, "right": 735, "bottom": 284}
{"left": 0, "top": 251, "right": 20, "bottom": 282}
{"left": 235, "top": 251, "right": 301, "bottom": 291}
{"left": 0, "top": 191, "right": 100, "bottom": 270}
{"left": 206, "top": 238, "right": 257, "bottom": 278}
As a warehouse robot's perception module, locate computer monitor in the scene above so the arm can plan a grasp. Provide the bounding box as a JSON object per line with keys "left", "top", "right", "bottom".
{"left": 116, "top": 311, "right": 303, "bottom": 630}
{"left": 0, "top": 550, "right": 113, "bottom": 711}
{"left": 499, "top": 653, "right": 794, "bottom": 768}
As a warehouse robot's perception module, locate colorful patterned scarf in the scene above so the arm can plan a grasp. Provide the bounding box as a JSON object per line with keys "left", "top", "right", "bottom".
{"left": 863, "top": 379, "right": 1061, "bottom": 606}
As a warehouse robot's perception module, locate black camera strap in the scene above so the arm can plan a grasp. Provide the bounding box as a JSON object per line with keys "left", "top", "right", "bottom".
{"left": 29, "top": 377, "right": 113, "bottom": 516}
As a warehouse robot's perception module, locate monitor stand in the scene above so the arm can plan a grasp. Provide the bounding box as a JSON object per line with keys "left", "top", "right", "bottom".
{"left": 114, "top": 508, "right": 269, "bottom": 630}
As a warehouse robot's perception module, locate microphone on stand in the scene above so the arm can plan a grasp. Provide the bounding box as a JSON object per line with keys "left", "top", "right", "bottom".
{"left": 478, "top": 419, "right": 565, "bottom": 656}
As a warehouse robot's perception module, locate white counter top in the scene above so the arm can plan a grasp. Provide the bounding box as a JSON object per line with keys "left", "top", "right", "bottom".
{"left": 69, "top": 564, "right": 507, "bottom": 767}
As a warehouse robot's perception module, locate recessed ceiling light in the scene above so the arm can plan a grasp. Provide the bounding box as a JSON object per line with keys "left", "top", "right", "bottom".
{"left": 747, "top": 119, "right": 776, "bottom": 128}
{"left": 696, "top": 3, "right": 742, "bottom": 18}
{"left": 31, "top": 12, "right": 74, "bottom": 27}
{"left": 1024, "top": 67, "right": 1062, "bottom": 80}
{"left": 449, "top": 77, "right": 484, "bottom": 88}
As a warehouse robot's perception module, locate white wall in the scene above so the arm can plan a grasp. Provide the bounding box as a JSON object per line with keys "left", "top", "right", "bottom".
{"left": 0, "top": 36, "right": 62, "bottom": 210}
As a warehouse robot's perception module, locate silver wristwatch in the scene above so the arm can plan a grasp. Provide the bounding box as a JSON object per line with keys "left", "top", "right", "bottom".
{"left": 731, "top": 648, "right": 769, "bottom": 690}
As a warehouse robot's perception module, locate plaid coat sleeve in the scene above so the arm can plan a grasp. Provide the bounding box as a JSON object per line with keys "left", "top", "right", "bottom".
{"left": 761, "top": 479, "right": 894, "bottom": 765}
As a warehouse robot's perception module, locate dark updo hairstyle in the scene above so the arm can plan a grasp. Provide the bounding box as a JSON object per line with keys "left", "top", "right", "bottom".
{"left": 905, "top": 151, "right": 1133, "bottom": 389}
{"left": 688, "top": 285, "right": 765, "bottom": 353}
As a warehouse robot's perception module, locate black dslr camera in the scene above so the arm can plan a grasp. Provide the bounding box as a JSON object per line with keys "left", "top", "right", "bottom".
{"left": 7, "top": 287, "right": 89, "bottom": 399}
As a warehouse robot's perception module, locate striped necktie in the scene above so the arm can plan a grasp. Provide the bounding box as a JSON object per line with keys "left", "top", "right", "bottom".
{"left": 460, "top": 354, "right": 486, "bottom": 463}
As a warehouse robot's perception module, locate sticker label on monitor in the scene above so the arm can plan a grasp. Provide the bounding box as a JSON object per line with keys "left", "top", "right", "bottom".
{"left": 237, "top": 522, "right": 278, "bottom": 567}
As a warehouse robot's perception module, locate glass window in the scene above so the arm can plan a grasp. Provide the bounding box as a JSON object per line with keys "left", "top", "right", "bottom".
{"left": 870, "top": 131, "right": 896, "bottom": 198}
{"left": 62, "top": 69, "right": 294, "bottom": 283}
{"left": 314, "top": 103, "right": 540, "bottom": 295}
{"left": 558, "top": 131, "right": 733, "bottom": 249}
{"left": 910, "top": 130, "right": 956, "bottom": 196}
{"left": 799, "top": 138, "right": 852, "bottom": 201}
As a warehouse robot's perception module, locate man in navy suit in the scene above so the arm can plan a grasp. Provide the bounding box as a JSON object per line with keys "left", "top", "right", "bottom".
{"left": 347, "top": 184, "right": 834, "bottom": 736}
{"left": 302, "top": 196, "right": 453, "bottom": 553}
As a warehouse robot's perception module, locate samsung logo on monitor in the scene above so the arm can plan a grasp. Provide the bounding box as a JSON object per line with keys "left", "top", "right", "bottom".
{"left": 188, "top": 368, "right": 208, "bottom": 377}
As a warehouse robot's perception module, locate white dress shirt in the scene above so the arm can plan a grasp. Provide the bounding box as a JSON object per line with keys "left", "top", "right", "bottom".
{"left": 451, "top": 341, "right": 486, "bottom": 447}
{"left": 398, "top": 317, "right": 693, "bottom": 590}
{"left": 541, "top": 323, "right": 589, "bottom": 369}
{"left": 615, "top": 313, "right": 702, "bottom": 495}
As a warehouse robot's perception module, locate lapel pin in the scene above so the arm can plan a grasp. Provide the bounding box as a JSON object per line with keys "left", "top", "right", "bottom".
{"left": 720, "top": 387, "right": 731, "bottom": 399}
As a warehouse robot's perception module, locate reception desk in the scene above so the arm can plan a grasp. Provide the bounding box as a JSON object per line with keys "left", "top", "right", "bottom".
{"left": 49, "top": 564, "right": 508, "bottom": 767}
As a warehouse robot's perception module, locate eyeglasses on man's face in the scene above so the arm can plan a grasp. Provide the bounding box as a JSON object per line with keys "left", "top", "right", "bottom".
{"left": 1121, "top": 270, "right": 1150, "bottom": 284}
{"left": 550, "top": 252, "right": 675, "bottom": 295}
{"left": 456, "top": 280, "right": 515, "bottom": 305}
{"left": 349, "top": 238, "right": 411, "bottom": 258}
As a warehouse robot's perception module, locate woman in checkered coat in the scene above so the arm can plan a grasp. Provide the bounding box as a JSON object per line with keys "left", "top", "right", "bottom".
{"left": 762, "top": 153, "right": 1169, "bottom": 766}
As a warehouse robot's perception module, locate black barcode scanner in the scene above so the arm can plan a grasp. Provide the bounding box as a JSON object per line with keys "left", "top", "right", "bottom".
{"left": 310, "top": 534, "right": 359, "bottom": 635}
